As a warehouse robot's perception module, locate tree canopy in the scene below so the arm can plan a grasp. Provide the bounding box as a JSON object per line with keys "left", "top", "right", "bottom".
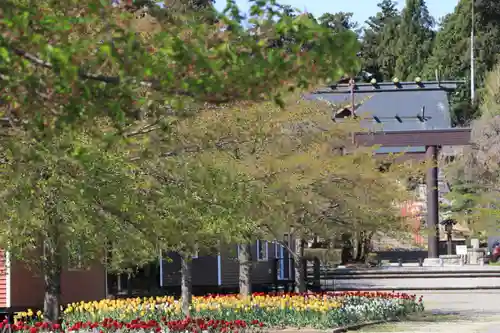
{"left": 0, "top": 0, "right": 363, "bottom": 321}
{"left": 3, "top": 0, "right": 495, "bottom": 322}
{"left": 360, "top": 0, "right": 400, "bottom": 81}
{"left": 423, "top": 0, "right": 500, "bottom": 125}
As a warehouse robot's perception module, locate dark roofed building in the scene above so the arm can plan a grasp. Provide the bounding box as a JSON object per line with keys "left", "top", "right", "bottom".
{"left": 307, "top": 80, "right": 460, "bottom": 154}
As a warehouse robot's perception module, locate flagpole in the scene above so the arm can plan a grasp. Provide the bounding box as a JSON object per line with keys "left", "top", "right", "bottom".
{"left": 471, "top": 0, "right": 475, "bottom": 104}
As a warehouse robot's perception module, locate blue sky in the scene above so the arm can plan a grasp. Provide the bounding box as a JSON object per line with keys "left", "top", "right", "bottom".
{"left": 214, "top": 0, "right": 460, "bottom": 26}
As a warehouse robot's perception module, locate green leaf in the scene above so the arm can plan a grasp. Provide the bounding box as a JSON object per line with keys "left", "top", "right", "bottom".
{"left": 0, "top": 48, "right": 10, "bottom": 62}
{"left": 100, "top": 45, "right": 112, "bottom": 57}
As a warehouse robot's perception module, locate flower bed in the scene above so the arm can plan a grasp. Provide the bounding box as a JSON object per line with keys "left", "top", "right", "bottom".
{"left": 13, "top": 291, "right": 424, "bottom": 332}
{"left": 6, "top": 318, "right": 264, "bottom": 333}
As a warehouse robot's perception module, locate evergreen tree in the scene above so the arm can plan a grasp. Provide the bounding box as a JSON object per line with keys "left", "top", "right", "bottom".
{"left": 394, "top": 0, "right": 435, "bottom": 80}
{"left": 366, "top": 0, "right": 399, "bottom": 31}
{"left": 361, "top": 0, "right": 401, "bottom": 80}
{"left": 318, "top": 12, "right": 359, "bottom": 33}
{"left": 424, "top": 0, "right": 500, "bottom": 125}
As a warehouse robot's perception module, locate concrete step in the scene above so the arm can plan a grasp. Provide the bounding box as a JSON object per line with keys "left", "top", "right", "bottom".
{"left": 310, "top": 272, "right": 500, "bottom": 279}
{"left": 309, "top": 266, "right": 500, "bottom": 290}
{"left": 320, "top": 277, "right": 500, "bottom": 290}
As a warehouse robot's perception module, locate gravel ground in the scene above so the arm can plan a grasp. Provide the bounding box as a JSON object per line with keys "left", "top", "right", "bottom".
{"left": 358, "top": 290, "right": 500, "bottom": 332}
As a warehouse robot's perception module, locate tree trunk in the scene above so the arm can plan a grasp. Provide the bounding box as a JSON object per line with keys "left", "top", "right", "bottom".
{"left": 238, "top": 244, "right": 252, "bottom": 297}
{"left": 180, "top": 253, "right": 192, "bottom": 317}
{"left": 293, "top": 239, "right": 306, "bottom": 293}
{"left": 361, "top": 232, "right": 374, "bottom": 262}
{"left": 358, "top": 232, "right": 367, "bottom": 261}
{"left": 353, "top": 232, "right": 362, "bottom": 261}
{"left": 42, "top": 239, "right": 62, "bottom": 323}
{"left": 127, "top": 272, "right": 133, "bottom": 296}
{"left": 341, "top": 233, "right": 353, "bottom": 263}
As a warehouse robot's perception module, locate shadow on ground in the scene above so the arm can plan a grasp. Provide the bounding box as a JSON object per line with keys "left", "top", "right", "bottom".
{"left": 356, "top": 312, "right": 499, "bottom": 332}
{"left": 400, "top": 312, "right": 462, "bottom": 322}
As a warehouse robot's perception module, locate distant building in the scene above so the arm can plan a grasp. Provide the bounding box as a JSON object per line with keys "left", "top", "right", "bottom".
{"left": 309, "top": 80, "right": 457, "bottom": 155}
{"left": 0, "top": 252, "right": 105, "bottom": 312}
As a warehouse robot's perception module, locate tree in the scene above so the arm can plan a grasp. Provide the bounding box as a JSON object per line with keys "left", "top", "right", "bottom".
{"left": 145, "top": 153, "right": 276, "bottom": 310}
{"left": 318, "top": 12, "right": 359, "bottom": 33}
{"left": 366, "top": 0, "right": 399, "bottom": 31}
{"left": 164, "top": 95, "right": 418, "bottom": 293}
{"left": 1, "top": 0, "right": 360, "bottom": 320}
{"left": 0, "top": 130, "right": 160, "bottom": 321}
{"left": 393, "top": 0, "right": 435, "bottom": 80}
{"left": 360, "top": 0, "right": 401, "bottom": 80}
{"left": 445, "top": 63, "right": 500, "bottom": 233}
{"left": 475, "top": 0, "right": 500, "bottom": 22}
{"left": 423, "top": 0, "right": 500, "bottom": 125}
{"left": 150, "top": 0, "right": 218, "bottom": 24}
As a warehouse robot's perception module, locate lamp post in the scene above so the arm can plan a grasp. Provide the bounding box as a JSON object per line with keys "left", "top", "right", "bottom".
{"left": 440, "top": 219, "right": 457, "bottom": 255}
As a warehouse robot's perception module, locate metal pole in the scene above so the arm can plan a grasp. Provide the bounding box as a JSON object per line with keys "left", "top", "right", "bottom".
{"left": 471, "top": 0, "right": 475, "bottom": 104}
{"left": 349, "top": 78, "right": 355, "bottom": 116}
{"left": 426, "top": 145, "right": 439, "bottom": 258}
{"left": 159, "top": 250, "right": 164, "bottom": 288}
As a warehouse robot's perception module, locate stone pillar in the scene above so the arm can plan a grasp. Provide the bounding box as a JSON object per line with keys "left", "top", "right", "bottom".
{"left": 470, "top": 238, "right": 481, "bottom": 264}
{"left": 471, "top": 238, "right": 480, "bottom": 249}
{"left": 426, "top": 145, "right": 439, "bottom": 259}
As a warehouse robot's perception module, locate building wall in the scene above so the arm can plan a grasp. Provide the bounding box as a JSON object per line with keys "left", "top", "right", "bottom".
{"left": 0, "top": 251, "right": 8, "bottom": 307}
{"left": 220, "top": 241, "right": 278, "bottom": 288}
{"left": 162, "top": 239, "right": 293, "bottom": 289}
{"left": 161, "top": 252, "right": 219, "bottom": 287}
{"left": 9, "top": 259, "right": 106, "bottom": 310}
{"left": 219, "top": 246, "right": 237, "bottom": 288}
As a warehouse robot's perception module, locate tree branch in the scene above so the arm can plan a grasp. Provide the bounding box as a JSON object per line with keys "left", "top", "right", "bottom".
{"left": 123, "top": 120, "right": 162, "bottom": 138}
{"left": 9, "top": 47, "right": 237, "bottom": 102}
{"left": 13, "top": 48, "right": 126, "bottom": 84}
{"left": 130, "top": 136, "right": 251, "bottom": 161}
{"left": 258, "top": 224, "right": 300, "bottom": 260}
{"left": 12, "top": 49, "right": 52, "bottom": 69}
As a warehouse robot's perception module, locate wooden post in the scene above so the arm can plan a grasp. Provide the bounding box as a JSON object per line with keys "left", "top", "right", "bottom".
{"left": 426, "top": 145, "right": 440, "bottom": 258}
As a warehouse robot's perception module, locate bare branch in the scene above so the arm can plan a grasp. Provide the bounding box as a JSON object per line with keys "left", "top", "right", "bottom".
{"left": 130, "top": 136, "right": 250, "bottom": 161}
{"left": 258, "top": 224, "right": 300, "bottom": 259}
{"left": 123, "top": 120, "right": 161, "bottom": 138}
{"left": 12, "top": 49, "right": 53, "bottom": 69}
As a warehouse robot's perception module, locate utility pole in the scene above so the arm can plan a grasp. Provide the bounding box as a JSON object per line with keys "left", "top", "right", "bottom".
{"left": 471, "top": 0, "right": 476, "bottom": 104}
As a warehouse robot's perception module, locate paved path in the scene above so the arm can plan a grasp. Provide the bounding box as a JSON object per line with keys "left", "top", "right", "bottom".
{"left": 359, "top": 290, "right": 500, "bottom": 332}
